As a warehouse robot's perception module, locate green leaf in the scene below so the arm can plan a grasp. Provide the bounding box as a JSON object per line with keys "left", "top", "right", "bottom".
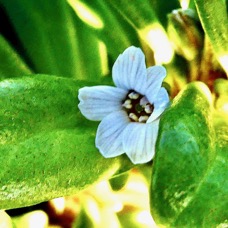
{"left": 108, "top": 0, "right": 159, "bottom": 29}
{"left": 0, "top": 75, "right": 133, "bottom": 209}
{"left": 68, "top": 0, "right": 140, "bottom": 60}
{"left": 194, "top": 0, "right": 228, "bottom": 74}
{"left": 0, "top": 0, "right": 82, "bottom": 78}
{"left": 73, "top": 203, "right": 97, "bottom": 228}
{"left": 0, "top": 35, "right": 32, "bottom": 79}
{"left": 150, "top": 82, "right": 228, "bottom": 227}
{"left": 71, "top": 18, "right": 103, "bottom": 81}
{"left": 109, "top": 172, "right": 129, "bottom": 191}
{"left": 108, "top": 0, "right": 174, "bottom": 64}
{"left": 150, "top": 0, "right": 180, "bottom": 27}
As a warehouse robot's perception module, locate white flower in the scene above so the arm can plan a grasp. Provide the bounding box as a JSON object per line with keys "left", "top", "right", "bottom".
{"left": 78, "top": 46, "right": 170, "bottom": 164}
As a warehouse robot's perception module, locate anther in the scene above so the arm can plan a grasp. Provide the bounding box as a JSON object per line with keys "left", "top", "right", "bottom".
{"left": 129, "top": 113, "right": 139, "bottom": 122}
{"left": 139, "top": 116, "right": 149, "bottom": 123}
{"left": 122, "top": 99, "right": 132, "bottom": 109}
{"left": 140, "top": 96, "right": 148, "bottom": 106}
{"left": 145, "top": 104, "right": 153, "bottom": 114}
{"left": 128, "top": 92, "right": 140, "bottom": 99}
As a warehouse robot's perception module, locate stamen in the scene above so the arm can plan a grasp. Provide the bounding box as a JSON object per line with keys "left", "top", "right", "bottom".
{"left": 145, "top": 104, "right": 153, "bottom": 114}
{"left": 140, "top": 96, "right": 149, "bottom": 106}
{"left": 139, "top": 116, "right": 149, "bottom": 123}
{"left": 122, "top": 90, "right": 154, "bottom": 123}
{"left": 129, "top": 113, "right": 139, "bottom": 122}
{"left": 122, "top": 99, "right": 132, "bottom": 109}
{"left": 128, "top": 92, "right": 140, "bottom": 99}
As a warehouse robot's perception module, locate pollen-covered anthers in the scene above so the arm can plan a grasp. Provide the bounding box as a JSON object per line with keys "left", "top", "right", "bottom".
{"left": 122, "top": 90, "right": 154, "bottom": 123}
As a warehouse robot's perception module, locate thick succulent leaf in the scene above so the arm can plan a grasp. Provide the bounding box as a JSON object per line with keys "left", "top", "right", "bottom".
{"left": 150, "top": 82, "right": 227, "bottom": 227}
{"left": 0, "top": 75, "right": 133, "bottom": 209}
{"left": 194, "top": 0, "right": 228, "bottom": 74}
{"left": 0, "top": 35, "right": 32, "bottom": 79}
{"left": 0, "top": 0, "right": 102, "bottom": 80}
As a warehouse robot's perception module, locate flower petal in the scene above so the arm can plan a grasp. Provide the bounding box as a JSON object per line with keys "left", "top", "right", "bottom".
{"left": 96, "top": 110, "right": 129, "bottom": 158}
{"left": 147, "top": 87, "right": 170, "bottom": 123}
{"left": 122, "top": 120, "right": 159, "bottom": 164}
{"left": 112, "top": 46, "right": 147, "bottom": 94}
{"left": 78, "top": 86, "right": 127, "bottom": 121}
{"left": 145, "top": 65, "right": 167, "bottom": 104}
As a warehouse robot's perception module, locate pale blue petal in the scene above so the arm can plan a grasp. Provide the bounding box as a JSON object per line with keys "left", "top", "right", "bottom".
{"left": 122, "top": 120, "right": 159, "bottom": 164}
{"left": 78, "top": 86, "right": 127, "bottom": 121}
{"left": 112, "top": 46, "right": 148, "bottom": 94}
{"left": 145, "top": 66, "right": 167, "bottom": 104}
{"left": 147, "top": 87, "right": 170, "bottom": 123}
{"left": 96, "top": 110, "right": 130, "bottom": 158}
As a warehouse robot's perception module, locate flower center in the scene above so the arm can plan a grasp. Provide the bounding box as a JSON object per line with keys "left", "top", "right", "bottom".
{"left": 122, "top": 90, "right": 154, "bottom": 123}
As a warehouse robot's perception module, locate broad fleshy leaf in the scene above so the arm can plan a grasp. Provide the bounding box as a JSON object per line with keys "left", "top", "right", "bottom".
{"left": 0, "top": 75, "right": 133, "bottom": 209}
{"left": 150, "top": 82, "right": 227, "bottom": 227}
